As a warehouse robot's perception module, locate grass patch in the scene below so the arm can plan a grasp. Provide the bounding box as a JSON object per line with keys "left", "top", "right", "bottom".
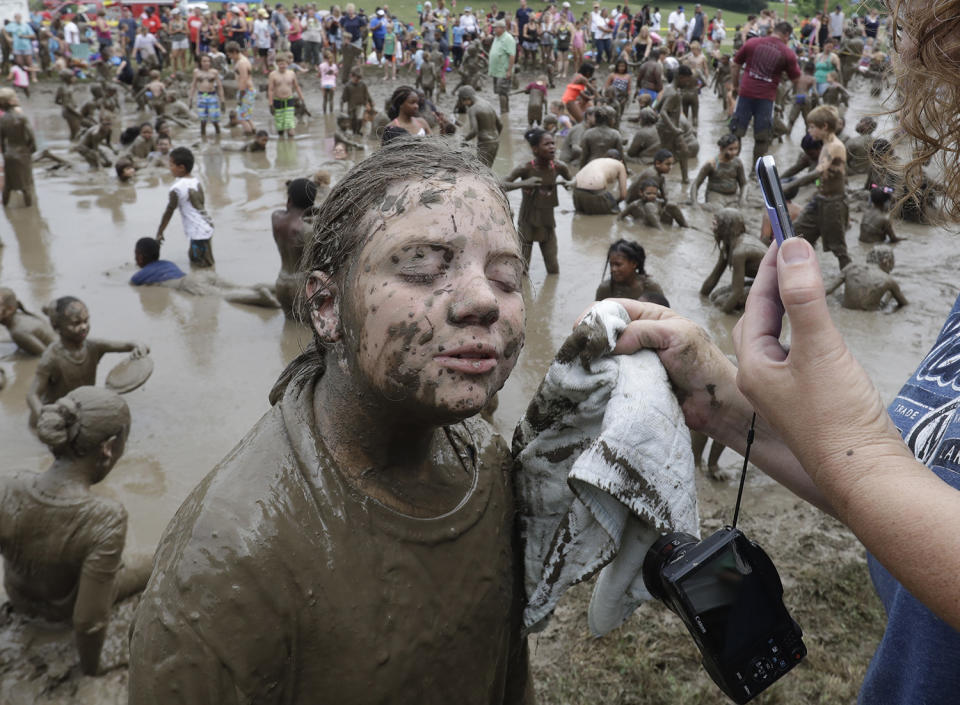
{"left": 530, "top": 500, "right": 886, "bottom": 704}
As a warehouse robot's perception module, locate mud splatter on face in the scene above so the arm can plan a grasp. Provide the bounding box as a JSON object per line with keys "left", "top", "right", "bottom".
{"left": 336, "top": 176, "right": 525, "bottom": 422}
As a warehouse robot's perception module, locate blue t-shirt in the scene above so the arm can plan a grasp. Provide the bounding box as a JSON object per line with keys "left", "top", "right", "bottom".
{"left": 340, "top": 14, "right": 365, "bottom": 44}
{"left": 369, "top": 16, "right": 386, "bottom": 38}
{"left": 452, "top": 25, "right": 464, "bottom": 46}
{"left": 860, "top": 292, "right": 960, "bottom": 704}
{"left": 130, "top": 260, "right": 185, "bottom": 285}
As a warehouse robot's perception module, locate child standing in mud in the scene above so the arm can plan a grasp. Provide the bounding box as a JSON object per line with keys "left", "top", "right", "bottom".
{"left": 502, "top": 127, "right": 572, "bottom": 275}
{"left": 130, "top": 139, "right": 533, "bottom": 704}
{"left": 156, "top": 147, "right": 216, "bottom": 267}
{"left": 189, "top": 53, "right": 225, "bottom": 137}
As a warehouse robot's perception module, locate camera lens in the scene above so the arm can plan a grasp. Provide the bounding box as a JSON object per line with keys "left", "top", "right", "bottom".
{"left": 641, "top": 532, "right": 699, "bottom": 601}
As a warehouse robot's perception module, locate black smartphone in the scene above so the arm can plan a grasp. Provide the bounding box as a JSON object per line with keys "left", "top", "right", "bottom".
{"left": 756, "top": 156, "right": 796, "bottom": 245}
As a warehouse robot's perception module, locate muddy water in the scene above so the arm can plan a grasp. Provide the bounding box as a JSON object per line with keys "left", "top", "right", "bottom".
{"left": 0, "top": 70, "right": 955, "bottom": 697}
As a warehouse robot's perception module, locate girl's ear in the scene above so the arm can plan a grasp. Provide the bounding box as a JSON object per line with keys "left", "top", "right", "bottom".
{"left": 305, "top": 271, "right": 342, "bottom": 343}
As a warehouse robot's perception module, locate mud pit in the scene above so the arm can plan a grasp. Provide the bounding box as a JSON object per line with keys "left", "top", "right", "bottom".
{"left": 0, "top": 69, "right": 954, "bottom": 703}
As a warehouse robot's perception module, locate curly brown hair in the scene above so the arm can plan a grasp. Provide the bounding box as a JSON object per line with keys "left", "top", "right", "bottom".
{"left": 888, "top": 0, "right": 960, "bottom": 220}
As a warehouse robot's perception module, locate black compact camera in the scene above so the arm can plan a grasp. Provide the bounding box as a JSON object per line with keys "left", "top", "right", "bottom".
{"left": 642, "top": 527, "right": 806, "bottom": 704}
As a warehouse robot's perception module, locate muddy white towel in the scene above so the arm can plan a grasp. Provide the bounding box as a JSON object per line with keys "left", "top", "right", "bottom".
{"left": 513, "top": 299, "right": 700, "bottom": 636}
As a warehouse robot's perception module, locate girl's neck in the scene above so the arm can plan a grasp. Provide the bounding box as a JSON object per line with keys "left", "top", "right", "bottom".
{"left": 38, "top": 457, "right": 96, "bottom": 498}
{"left": 314, "top": 348, "right": 438, "bottom": 477}
{"left": 313, "top": 351, "right": 472, "bottom": 516}
{"left": 60, "top": 335, "right": 85, "bottom": 352}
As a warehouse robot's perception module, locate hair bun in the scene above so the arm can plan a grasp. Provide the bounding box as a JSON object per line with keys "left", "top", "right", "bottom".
{"left": 36, "top": 397, "right": 81, "bottom": 449}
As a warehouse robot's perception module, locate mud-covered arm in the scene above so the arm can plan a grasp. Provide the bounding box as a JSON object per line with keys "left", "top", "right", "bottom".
{"left": 700, "top": 249, "right": 727, "bottom": 296}
{"left": 887, "top": 279, "right": 908, "bottom": 308}
{"left": 73, "top": 507, "right": 127, "bottom": 675}
{"left": 735, "top": 160, "right": 746, "bottom": 203}
{"left": 722, "top": 251, "right": 748, "bottom": 314}
{"left": 884, "top": 217, "right": 903, "bottom": 243}
{"left": 780, "top": 153, "right": 811, "bottom": 180}
{"left": 26, "top": 356, "right": 53, "bottom": 418}
{"left": 824, "top": 272, "right": 844, "bottom": 295}
{"left": 690, "top": 161, "right": 711, "bottom": 203}
{"left": 96, "top": 338, "right": 149, "bottom": 357}
{"left": 156, "top": 190, "right": 178, "bottom": 242}
{"left": 464, "top": 107, "right": 478, "bottom": 141}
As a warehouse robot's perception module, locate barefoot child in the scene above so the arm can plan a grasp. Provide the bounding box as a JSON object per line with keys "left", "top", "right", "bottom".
{"left": 268, "top": 52, "right": 307, "bottom": 138}
{"left": 515, "top": 74, "right": 548, "bottom": 126}
{"left": 594, "top": 239, "right": 664, "bottom": 301}
{"left": 502, "top": 127, "right": 572, "bottom": 274}
{"left": 156, "top": 147, "right": 215, "bottom": 267}
{"left": 189, "top": 54, "right": 225, "bottom": 137}
{"left": 130, "top": 139, "right": 532, "bottom": 703}
{"left": 26, "top": 296, "right": 148, "bottom": 425}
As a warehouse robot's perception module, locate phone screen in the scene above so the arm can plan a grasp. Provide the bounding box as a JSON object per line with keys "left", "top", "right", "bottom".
{"left": 756, "top": 156, "right": 796, "bottom": 245}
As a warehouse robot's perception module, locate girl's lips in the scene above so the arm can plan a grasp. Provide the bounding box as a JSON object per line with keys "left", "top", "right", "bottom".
{"left": 434, "top": 345, "right": 499, "bottom": 375}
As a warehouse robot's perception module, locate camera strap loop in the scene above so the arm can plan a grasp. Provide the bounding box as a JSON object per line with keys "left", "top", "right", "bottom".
{"left": 731, "top": 412, "right": 757, "bottom": 529}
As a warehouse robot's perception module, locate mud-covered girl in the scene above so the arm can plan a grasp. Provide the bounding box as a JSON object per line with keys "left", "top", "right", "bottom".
{"left": 26, "top": 296, "right": 148, "bottom": 426}
{"left": 503, "top": 127, "right": 572, "bottom": 275}
{"left": 1, "top": 386, "right": 150, "bottom": 675}
{"left": 130, "top": 139, "right": 533, "bottom": 704}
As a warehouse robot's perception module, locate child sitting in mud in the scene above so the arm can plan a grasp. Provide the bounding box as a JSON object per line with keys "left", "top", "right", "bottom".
{"left": 129, "top": 139, "right": 533, "bottom": 703}
{"left": 0, "top": 286, "right": 55, "bottom": 355}
{"left": 699, "top": 208, "right": 767, "bottom": 313}
{"left": 26, "top": 296, "right": 148, "bottom": 426}
{"left": 860, "top": 187, "right": 903, "bottom": 244}
{"left": 594, "top": 239, "right": 664, "bottom": 301}
{"left": 825, "top": 246, "right": 908, "bottom": 311}
{"left": 1, "top": 386, "right": 151, "bottom": 675}
{"left": 689, "top": 133, "right": 747, "bottom": 210}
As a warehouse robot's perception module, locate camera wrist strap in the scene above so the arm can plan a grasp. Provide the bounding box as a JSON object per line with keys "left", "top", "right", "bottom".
{"left": 730, "top": 412, "right": 757, "bottom": 529}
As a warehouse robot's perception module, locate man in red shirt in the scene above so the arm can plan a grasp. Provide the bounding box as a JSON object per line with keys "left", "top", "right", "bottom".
{"left": 142, "top": 7, "right": 162, "bottom": 34}
{"left": 730, "top": 21, "right": 801, "bottom": 165}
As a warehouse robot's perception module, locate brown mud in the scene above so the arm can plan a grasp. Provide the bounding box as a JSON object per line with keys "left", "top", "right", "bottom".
{"left": 0, "top": 69, "right": 953, "bottom": 703}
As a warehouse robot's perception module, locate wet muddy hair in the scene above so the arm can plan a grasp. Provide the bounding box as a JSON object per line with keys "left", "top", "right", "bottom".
{"left": 717, "top": 133, "right": 740, "bottom": 149}
{"left": 37, "top": 386, "right": 130, "bottom": 459}
{"left": 578, "top": 62, "right": 595, "bottom": 78}
{"left": 807, "top": 105, "right": 839, "bottom": 133}
{"left": 524, "top": 126, "right": 548, "bottom": 148}
{"left": 135, "top": 237, "right": 161, "bottom": 264}
{"left": 44, "top": 296, "right": 85, "bottom": 332}
{"left": 0, "top": 286, "right": 31, "bottom": 319}
{"left": 867, "top": 245, "right": 895, "bottom": 272}
{"left": 387, "top": 85, "right": 418, "bottom": 119}
{"left": 653, "top": 148, "right": 673, "bottom": 164}
{"left": 713, "top": 208, "right": 747, "bottom": 259}
{"left": 606, "top": 239, "right": 647, "bottom": 274}
{"left": 870, "top": 187, "right": 893, "bottom": 207}
{"left": 270, "top": 138, "right": 513, "bottom": 405}
{"left": 287, "top": 177, "right": 318, "bottom": 210}
{"left": 169, "top": 146, "right": 195, "bottom": 173}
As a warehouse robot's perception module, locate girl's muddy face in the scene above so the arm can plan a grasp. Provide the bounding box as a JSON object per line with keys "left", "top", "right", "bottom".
{"left": 342, "top": 177, "right": 525, "bottom": 422}
{"left": 60, "top": 302, "right": 90, "bottom": 345}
